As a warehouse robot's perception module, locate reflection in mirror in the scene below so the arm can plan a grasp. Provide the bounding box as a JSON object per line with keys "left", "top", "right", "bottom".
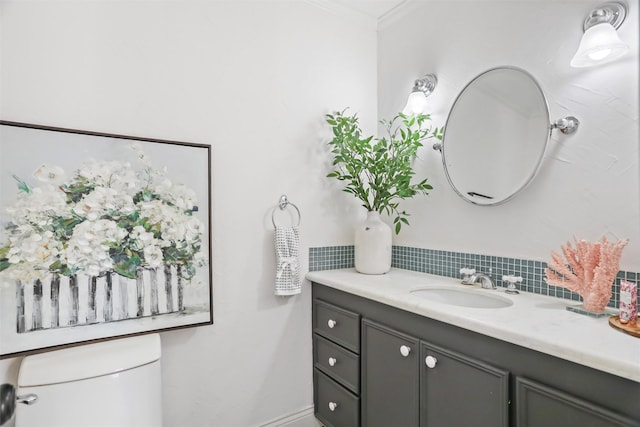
{"left": 441, "top": 66, "right": 551, "bottom": 205}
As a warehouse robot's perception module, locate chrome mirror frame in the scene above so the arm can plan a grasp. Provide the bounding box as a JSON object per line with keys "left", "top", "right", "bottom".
{"left": 435, "top": 66, "right": 579, "bottom": 206}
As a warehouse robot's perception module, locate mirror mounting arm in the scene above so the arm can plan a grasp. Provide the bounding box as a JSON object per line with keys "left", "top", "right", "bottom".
{"left": 551, "top": 116, "right": 580, "bottom": 135}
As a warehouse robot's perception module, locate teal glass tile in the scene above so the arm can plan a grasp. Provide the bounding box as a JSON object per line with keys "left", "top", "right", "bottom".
{"left": 309, "top": 245, "right": 638, "bottom": 308}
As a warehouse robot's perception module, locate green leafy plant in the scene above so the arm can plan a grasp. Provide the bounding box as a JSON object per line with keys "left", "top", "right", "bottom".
{"left": 326, "top": 109, "right": 443, "bottom": 234}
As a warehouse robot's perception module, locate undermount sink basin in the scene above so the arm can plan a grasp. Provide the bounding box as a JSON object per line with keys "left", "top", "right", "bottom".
{"left": 410, "top": 287, "right": 513, "bottom": 309}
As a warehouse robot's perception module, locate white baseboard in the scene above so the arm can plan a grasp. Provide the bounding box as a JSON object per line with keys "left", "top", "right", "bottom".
{"left": 260, "top": 405, "right": 322, "bottom": 427}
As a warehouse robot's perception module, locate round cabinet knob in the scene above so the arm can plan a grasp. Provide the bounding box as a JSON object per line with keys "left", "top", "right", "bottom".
{"left": 400, "top": 345, "right": 411, "bottom": 357}
{"left": 327, "top": 319, "right": 337, "bottom": 329}
{"left": 425, "top": 355, "right": 437, "bottom": 369}
{"left": 328, "top": 402, "right": 338, "bottom": 412}
{"left": 328, "top": 357, "right": 337, "bottom": 367}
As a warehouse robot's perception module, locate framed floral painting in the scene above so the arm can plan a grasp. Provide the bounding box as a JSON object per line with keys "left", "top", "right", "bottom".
{"left": 0, "top": 121, "right": 212, "bottom": 358}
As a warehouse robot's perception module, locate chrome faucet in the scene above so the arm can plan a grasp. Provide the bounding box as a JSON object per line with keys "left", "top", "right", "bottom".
{"left": 472, "top": 272, "right": 497, "bottom": 289}
{"left": 461, "top": 267, "right": 496, "bottom": 289}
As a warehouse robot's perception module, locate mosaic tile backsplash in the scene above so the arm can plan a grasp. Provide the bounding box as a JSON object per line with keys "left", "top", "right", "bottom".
{"left": 309, "top": 245, "right": 639, "bottom": 309}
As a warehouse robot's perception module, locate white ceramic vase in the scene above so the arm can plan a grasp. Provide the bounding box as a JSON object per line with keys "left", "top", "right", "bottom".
{"left": 354, "top": 211, "right": 392, "bottom": 274}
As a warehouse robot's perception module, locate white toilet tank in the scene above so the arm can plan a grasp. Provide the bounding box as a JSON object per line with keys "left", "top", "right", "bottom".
{"left": 15, "top": 333, "right": 162, "bottom": 427}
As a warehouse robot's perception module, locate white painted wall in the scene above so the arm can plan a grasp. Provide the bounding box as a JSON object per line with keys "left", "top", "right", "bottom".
{"left": 2, "top": 0, "right": 638, "bottom": 425}
{"left": 378, "top": 0, "right": 639, "bottom": 272}
{"left": 0, "top": 1, "right": 376, "bottom": 425}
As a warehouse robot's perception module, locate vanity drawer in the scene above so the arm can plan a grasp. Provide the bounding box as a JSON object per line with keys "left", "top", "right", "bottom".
{"left": 314, "top": 333, "right": 359, "bottom": 394}
{"left": 314, "top": 369, "right": 360, "bottom": 427}
{"left": 313, "top": 299, "right": 360, "bottom": 353}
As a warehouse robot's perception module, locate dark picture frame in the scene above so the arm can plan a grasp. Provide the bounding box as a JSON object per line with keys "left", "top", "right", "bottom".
{"left": 0, "top": 121, "right": 213, "bottom": 358}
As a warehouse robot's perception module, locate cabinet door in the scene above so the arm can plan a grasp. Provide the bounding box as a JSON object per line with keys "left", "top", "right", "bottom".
{"left": 361, "top": 319, "right": 420, "bottom": 427}
{"left": 515, "top": 376, "right": 638, "bottom": 427}
{"left": 421, "top": 342, "right": 509, "bottom": 427}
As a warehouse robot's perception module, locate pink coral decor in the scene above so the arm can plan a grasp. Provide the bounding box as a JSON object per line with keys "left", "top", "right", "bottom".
{"left": 544, "top": 236, "right": 629, "bottom": 313}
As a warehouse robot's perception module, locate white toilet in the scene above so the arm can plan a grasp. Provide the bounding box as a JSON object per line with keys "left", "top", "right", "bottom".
{"left": 15, "top": 333, "right": 162, "bottom": 427}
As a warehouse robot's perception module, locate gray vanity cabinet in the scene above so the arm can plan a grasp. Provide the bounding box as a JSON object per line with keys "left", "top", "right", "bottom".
{"left": 312, "top": 283, "right": 640, "bottom": 427}
{"left": 361, "top": 319, "right": 420, "bottom": 427}
{"left": 421, "top": 342, "right": 509, "bottom": 427}
{"left": 515, "top": 376, "right": 637, "bottom": 427}
{"left": 361, "top": 319, "right": 508, "bottom": 427}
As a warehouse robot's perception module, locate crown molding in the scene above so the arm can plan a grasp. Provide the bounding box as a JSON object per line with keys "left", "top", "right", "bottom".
{"left": 302, "top": 0, "right": 378, "bottom": 31}
{"left": 378, "top": 0, "right": 422, "bottom": 30}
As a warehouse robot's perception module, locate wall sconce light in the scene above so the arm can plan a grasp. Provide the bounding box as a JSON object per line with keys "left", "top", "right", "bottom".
{"left": 403, "top": 74, "right": 437, "bottom": 115}
{"left": 570, "top": 1, "right": 629, "bottom": 68}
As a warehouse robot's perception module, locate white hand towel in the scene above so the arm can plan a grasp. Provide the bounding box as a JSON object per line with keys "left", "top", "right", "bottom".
{"left": 274, "top": 226, "right": 301, "bottom": 295}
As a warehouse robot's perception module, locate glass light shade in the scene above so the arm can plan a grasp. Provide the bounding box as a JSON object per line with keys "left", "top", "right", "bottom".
{"left": 570, "top": 22, "right": 630, "bottom": 68}
{"left": 402, "top": 91, "right": 428, "bottom": 115}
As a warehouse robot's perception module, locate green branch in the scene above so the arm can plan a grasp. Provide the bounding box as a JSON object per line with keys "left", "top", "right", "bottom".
{"left": 325, "top": 110, "right": 443, "bottom": 234}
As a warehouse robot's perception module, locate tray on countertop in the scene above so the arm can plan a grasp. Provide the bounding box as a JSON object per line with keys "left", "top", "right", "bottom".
{"left": 609, "top": 316, "right": 640, "bottom": 338}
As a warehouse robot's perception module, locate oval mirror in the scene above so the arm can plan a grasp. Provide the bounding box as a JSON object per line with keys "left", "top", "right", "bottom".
{"left": 441, "top": 66, "right": 551, "bottom": 205}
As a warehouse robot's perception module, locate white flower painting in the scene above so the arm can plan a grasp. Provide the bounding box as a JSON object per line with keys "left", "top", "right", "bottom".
{"left": 0, "top": 122, "right": 212, "bottom": 358}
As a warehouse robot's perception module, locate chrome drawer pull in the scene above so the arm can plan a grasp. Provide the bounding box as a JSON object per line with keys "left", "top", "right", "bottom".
{"left": 328, "top": 401, "right": 338, "bottom": 412}
{"left": 328, "top": 357, "right": 337, "bottom": 367}
{"left": 327, "top": 319, "right": 337, "bottom": 328}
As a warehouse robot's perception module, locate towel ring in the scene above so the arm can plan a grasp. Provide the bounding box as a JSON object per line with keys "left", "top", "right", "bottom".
{"left": 272, "top": 195, "right": 301, "bottom": 228}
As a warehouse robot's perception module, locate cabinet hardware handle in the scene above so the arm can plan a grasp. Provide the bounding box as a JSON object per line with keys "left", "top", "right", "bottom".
{"left": 327, "top": 319, "right": 337, "bottom": 328}
{"left": 328, "top": 357, "right": 337, "bottom": 367}
{"left": 16, "top": 393, "right": 38, "bottom": 405}
{"left": 400, "top": 345, "right": 411, "bottom": 357}
{"left": 328, "top": 401, "right": 338, "bottom": 412}
{"left": 425, "top": 355, "right": 437, "bottom": 368}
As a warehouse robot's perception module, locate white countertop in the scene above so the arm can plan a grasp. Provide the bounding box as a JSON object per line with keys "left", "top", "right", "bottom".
{"left": 307, "top": 268, "right": 640, "bottom": 383}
